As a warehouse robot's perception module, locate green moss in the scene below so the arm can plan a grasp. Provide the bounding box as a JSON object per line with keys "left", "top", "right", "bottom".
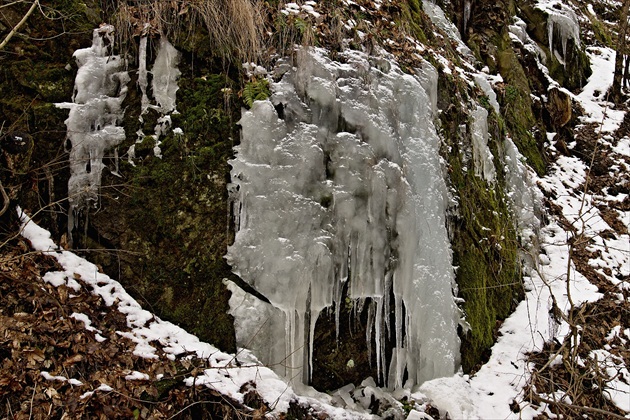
{"left": 449, "top": 153, "right": 523, "bottom": 372}
{"left": 518, "top": 3, "right": 592, "bottom": 91}
{"left": 494, "top": 30, "right": 547, "bottom": 176}
{"left": 85, "top": 69, "right": 242, "bottom": 352}
{"left": 398, "top": 0, "right": 429, "bottom": 44}
{"left": 437, "top": 72, "right": 524, "bottom": 372}
{"left": 174, "top": 75, "right": 236, "bottom": 141}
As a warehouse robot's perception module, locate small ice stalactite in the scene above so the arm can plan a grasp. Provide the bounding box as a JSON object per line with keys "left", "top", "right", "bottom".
{"left": 227, "top": 48, "right": 460, "bottom": 389}
{"left": 540, "top": 2, "right": 580, "bottom": 65}
{"left": 423, "top": 0, "right": 473, "bottom": 59}
{"left": 138, "top": 36, "right": 150, "bottom": 113}
{"left": 56, "top": 25, "right": 129, "bottom": 239}
{"left": 463, "top": 0, "right": 472, "bottom": 35}
{"left": 503, "top": 138, "right": 543, "bottom": 246}
{"left": 471, "top": 106, "right": 496, "bottom": 183}
{"left": 135, "top": 36, "right": 181, "bottom": 159}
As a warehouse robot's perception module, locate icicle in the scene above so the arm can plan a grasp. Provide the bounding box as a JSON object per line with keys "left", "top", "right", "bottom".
{"left": 227, "top": 48, "right": 460, "bottom": 388}
{"left": 138, "top": 36, "right": 149, "bottom": 113}
{"left": 471, "top": 105, "right": 497, "bottom": 182}
{"left": 463, "top": 0, "right": 471, "bottom": 35}
{"left": 152, "top": 37, "right": 180, "bottom": 114}
{"left": 543, "top": 4, "right": 580, "bottom": 65}
{"left": 56, "top": 26, "right": 129, "bottom": 240}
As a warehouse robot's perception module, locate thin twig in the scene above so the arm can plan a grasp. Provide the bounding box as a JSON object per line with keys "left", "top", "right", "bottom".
{"left": 0, "top": 180, "right": 10, "bottom": 217}
{"left": 28, "top": 383, "right": 36, "bottom": 420}
{"left": 0, "top": 0, "right": 40, "bottom": 51}
{"left": 536, "top": 396, "right": 627, "bottom": 419}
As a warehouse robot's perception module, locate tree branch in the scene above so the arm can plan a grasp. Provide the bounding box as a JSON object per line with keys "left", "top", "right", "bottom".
{"left": 0, "top": 0, "right": 40, "bottom": 51}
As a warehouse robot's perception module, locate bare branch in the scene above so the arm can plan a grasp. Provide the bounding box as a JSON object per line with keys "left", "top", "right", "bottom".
{"left": 0, "top": 0, "right": 40, "bottom": 51}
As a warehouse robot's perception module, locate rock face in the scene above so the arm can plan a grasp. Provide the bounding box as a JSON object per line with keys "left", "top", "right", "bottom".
{"left": 548, "top": 87, "right": 572, "bottom": 128}
{"left": 0, "top": 0, "right": 596, "bottom": 392}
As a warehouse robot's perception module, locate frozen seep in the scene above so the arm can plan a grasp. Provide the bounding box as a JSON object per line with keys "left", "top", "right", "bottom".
{"left": 134, "top": 36, "right": 181, "bottom": 159}
{"left": 537, "top": 1, "right": 580, "bottom": 65}
{"left": 56, "top": 26, "right": 129, "bottom": 237}
{"left": 503, "top": 138, "right": 543, "bottom": 246}
{"left": 227, "top": 48, "right": 460, "bottom": 389}
{"left": 470, "top": 106, "right": 496, "bottom": 183}
{"left": 59, "top": 28, "right": 182, "bottom": 236}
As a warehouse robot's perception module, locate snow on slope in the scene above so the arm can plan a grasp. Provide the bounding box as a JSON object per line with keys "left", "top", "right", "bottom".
{"left": 18, "top": 209, "right": 368, "bottom": 419}
{"left": 417, "top": 6, "right": 629, "bottom": 418}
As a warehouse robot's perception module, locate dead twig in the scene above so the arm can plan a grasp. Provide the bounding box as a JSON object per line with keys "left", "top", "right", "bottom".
{"left": 0, "top": 180, "right": 9, "bottom": 217}
{"left": 535, "top": 395, "right": 627, "bottom": 419}
{"left": 0, "top": 0, "right": 40, "bottom": 51}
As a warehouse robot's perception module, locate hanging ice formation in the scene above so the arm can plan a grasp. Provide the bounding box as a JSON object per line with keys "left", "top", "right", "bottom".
{"left": 422, "top": 0, "right": 473, "bottom": 59}
{"left": 538, "top": 2, "right": 580, "bottom": 64}
{"left": 131, "top": 36, "right": 181, "bottom": 160}
{"left": 56, "top": 25, "right": 129, "bottom": 237}
{"left": 226, "top": 48, "right": 461, "bottom": 389}
{"left": 471, "top": 106, "right": 497, "bottom": 183}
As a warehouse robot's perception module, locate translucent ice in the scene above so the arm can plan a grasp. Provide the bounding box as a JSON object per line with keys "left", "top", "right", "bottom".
{"left": 538, "top": 2, "right": 580, "bottom": 63}
{"left": 227, "top": 48, "right": 460, "bottom": 388}
{"left": 136, "top": 36, "right": 181, "bottom": 158}
{"left": 471, "top": 106, "right": 496, "bottom": 182}
{"left": 151, "top": 37, "right": 180, "bottom": 114}
{"left": 56, "top": 25, "right": 129, "bottom": 236}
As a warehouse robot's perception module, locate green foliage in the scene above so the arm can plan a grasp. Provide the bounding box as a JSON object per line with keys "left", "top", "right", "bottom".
{"left": 294, "top": 17, "right": 309, "bottom": 35}
{"left": 242, "top": 78, "right": 271, "bottom": 108}
{"left": 504, "top": 84, "right": 519, "bottom": 103}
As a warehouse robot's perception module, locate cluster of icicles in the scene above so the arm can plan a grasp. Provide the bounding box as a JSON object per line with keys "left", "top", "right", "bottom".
{"left": 59, "top": 20, "right": 542, "bottom": 391}
{"left": 57, "top": 26, "right": 180, "bottom": 239}
{"left": 226, "top": 49, "right": 461, "bottom": 389}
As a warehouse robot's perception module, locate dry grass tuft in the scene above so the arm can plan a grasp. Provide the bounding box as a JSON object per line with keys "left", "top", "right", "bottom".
{"left": 110, "top": 0, "right": 263, "bottom": 63}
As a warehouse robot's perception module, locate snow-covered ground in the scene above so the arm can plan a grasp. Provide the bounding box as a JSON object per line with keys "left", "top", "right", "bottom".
{"left": 15, "top": 0, "right": 629, "bottom": 418}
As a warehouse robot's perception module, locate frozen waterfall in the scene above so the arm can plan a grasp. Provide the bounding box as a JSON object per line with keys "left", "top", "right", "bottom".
{"left": 226, "top": 48, "right": 461, "bottom": 389}
{"left": 56, "top": 26, "right": 129, "bottom": 238}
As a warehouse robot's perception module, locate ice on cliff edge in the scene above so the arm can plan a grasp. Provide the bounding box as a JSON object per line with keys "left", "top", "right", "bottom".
{"left": 56, "top": 25, "right": 129, "bottom": 236}
{"left": 226, "top": 48, "right": 461, "bottom": 389}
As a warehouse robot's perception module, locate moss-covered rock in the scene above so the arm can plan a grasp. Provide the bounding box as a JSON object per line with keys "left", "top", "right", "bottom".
{"left": 437, "top": 65, "right": 523, "bottom": 373}
{"left": 519, "top": 2, "right": 592, "bottom": 91}
{"left": 82, "top": 54, "right": 241, "bottom": 351}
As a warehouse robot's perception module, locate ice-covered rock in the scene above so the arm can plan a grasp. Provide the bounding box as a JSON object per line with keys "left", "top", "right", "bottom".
{"left": 227, "top": 48, "right": 460, "bottom": 388}
{"left": 471, "top": 106, "right": 496, "bottom": 183}
{"left": 56, "top": 25, "right": 129, "bottom": 237}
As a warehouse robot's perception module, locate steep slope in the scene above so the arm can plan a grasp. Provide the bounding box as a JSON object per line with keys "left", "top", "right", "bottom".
{"left": 1, "top": 0, "right": 628, "bottom": 418}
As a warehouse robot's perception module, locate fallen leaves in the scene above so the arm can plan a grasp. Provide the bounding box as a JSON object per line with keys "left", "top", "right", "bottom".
{"left": 0, "top": 237, "right": 261, "bottom": 419}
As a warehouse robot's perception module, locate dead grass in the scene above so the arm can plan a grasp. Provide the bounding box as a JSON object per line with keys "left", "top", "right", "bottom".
{"left": 110, "top": 0, "right": 264, "bottom": 63}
